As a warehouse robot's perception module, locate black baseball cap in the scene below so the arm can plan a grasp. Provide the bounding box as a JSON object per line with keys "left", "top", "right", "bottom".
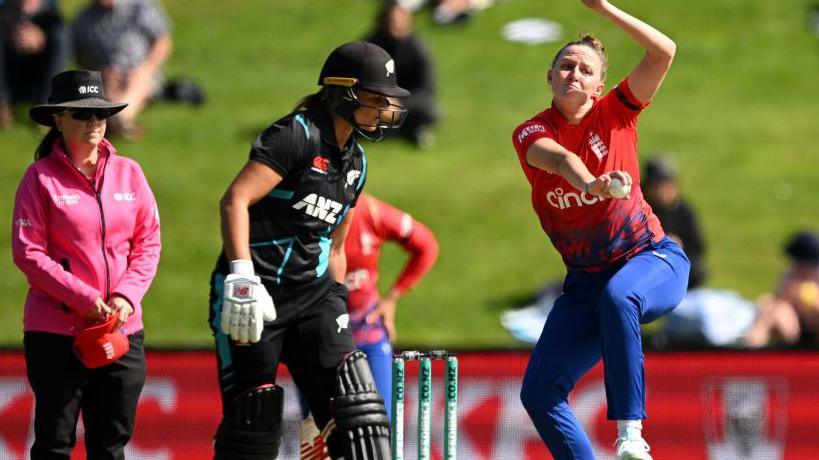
{"left": 318, "top": 41, "right": 410, "bottom": 98}
{"left": 30, "top": 70, "right": 128, "bottom": 127}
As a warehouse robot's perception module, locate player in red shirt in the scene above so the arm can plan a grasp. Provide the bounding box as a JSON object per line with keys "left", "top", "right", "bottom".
{"left": 512, "top": 1, "right": 690, "bottom": 459}
{"left": 299, "top": 194, "right": 438, "bottom": 458}
{"left": 344, "top": 194, "right": 439, "bottom": 417}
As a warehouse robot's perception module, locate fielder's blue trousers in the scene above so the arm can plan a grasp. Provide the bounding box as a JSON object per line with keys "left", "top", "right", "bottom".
{"left": 357, "top": 338, "right": 394, "bottom": 420}
{"left": 520, "top": 237, "right": 690, "bottom": 460}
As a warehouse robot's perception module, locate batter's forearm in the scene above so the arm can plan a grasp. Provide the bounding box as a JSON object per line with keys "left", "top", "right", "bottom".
{"left": 220, "top": 196, "right": 251, "bottom": 262}
{"left": 329, "top": 249, "right": 346, "bottom": 283}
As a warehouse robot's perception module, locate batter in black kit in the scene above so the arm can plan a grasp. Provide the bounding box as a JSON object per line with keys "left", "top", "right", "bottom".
{"left": 208, "top": 41, "right": 409, "bottom": 460}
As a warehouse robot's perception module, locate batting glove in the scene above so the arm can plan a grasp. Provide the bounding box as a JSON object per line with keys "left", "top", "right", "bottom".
{"left": 221, "top": 260, "right": 276, "bottom": 344}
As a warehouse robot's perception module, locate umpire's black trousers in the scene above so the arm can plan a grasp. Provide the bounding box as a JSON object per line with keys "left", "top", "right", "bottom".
{"left": 24, "top": 331, "right": 146, "bottom": 460}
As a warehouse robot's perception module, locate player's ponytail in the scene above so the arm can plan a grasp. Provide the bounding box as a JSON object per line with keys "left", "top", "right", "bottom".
{"left": 34, "top": 128, "right": 61, "bottom": 161}
{"left": 293, "top": 91, "right": 324, "bottom": 112}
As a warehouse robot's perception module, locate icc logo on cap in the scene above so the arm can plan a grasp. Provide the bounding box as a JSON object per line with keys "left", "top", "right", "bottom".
{"left": 78, "top": 85, "right": 99, "bottom": 95}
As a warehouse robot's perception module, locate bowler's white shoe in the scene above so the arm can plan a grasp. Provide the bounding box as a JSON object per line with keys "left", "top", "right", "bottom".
{"left": 615, "top": 436, "right": 653, "bottom": 460}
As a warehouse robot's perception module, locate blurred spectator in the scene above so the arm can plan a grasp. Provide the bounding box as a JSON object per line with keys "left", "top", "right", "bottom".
{"left": 746, "top": 231, "right": 819, "bottom": 348}
{"left": 367, "top": 1, "right": 439, "bottom": 148}
{"left": 399, "top": 0, "right": 498, "bottom": 26}
{"left": 72, "top": 0, "right": 172, "bottom": 138}
{"left": 651, "top": 288, "right": 757, "bottom": 349}
{"left": 0, "top": 0, "right": 68, "bottom": 127}
{"left": 643, "top": 156, "right": 707, "bottom": 288}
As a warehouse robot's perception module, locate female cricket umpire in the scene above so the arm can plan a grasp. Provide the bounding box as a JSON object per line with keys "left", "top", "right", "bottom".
{"left": 512, "top": 1, "right": 689, "bottom": 459}
{"left": 12, "top": 69, "right": 161, "bottom": 459}
{"left": 209, "top": 41, "right": 408, "bottom": 460}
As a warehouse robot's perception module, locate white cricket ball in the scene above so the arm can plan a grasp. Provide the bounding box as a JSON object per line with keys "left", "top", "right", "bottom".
{"left": 609, "top": 178, "right": 631, "bottom": 199}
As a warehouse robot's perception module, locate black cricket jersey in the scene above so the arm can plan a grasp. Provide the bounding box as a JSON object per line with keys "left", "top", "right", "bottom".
{"left": 217, "top": 105, "right": 367, "bottom": 289}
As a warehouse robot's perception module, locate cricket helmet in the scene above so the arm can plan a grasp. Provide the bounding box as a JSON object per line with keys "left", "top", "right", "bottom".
{"left": 318, "top": 41, "right": 409, "bottom": 141}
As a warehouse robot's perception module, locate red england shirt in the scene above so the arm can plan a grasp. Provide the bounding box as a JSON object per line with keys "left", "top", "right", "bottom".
{"left": 512, "top": 78, "right": 665, "bottom": 272}
{"left": 344, "top": 195, "right": 438, "bottom": 343}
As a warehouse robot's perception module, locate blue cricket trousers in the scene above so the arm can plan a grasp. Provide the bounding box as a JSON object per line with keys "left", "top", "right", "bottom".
{"left": 520, "top": 237, "right": 690, "bottom": 459}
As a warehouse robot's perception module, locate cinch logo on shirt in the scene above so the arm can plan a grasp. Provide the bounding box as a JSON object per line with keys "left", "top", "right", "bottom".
{"left": 311, "top": 156, "right": 330, "bottom": 174}
{"left": 546, "top": 187, "right": 606, "bottom": 210}
{"left": 588, "top": 133, "right": 609, "bottom": 160}
{"left": 292, "top": 193, "right": 342, "bottom": 224}
{"left": 113, "top": 192, "right": 136, "bottom": 202}
{"left": 52, "top": 194, "right": 80, "bottom": 206}
{"left": 517, "top": 124, "right": 546, "bottom": 143}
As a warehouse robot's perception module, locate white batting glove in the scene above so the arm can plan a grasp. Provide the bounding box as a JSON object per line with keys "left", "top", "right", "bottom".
{"left": 221, "top": 260, "right": 276, "bottom": 344}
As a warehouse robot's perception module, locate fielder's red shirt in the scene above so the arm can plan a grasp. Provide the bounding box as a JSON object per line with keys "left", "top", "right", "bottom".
{"left": 512, "top": 78, "right": 665, "bottom": 272}
{"left": 344, "top": 195, "right": 439, "bottom": 343}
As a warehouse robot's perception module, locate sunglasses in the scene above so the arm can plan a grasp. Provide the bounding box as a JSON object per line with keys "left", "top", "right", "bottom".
{"left": 61, "top": 109, "right": 114, "bottom": 121}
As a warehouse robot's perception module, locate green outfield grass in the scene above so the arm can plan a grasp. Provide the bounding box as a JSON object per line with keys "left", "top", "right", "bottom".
{"left": 1, "top": 0, "right": 817, "bottom": 348}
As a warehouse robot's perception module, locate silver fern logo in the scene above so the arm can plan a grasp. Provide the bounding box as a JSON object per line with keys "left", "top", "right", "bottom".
{"left": 336, "top": 314, "right": 349, "bottom": 333}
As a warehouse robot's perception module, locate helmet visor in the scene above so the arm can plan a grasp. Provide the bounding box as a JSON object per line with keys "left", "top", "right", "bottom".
{"left": 355, "top": 97, "right": 408, "bottom": 141}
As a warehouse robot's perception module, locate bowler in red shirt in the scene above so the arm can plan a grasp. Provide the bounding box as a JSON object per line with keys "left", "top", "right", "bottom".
{"left": 512, "top": 1, "right": 690, "bottom": 459}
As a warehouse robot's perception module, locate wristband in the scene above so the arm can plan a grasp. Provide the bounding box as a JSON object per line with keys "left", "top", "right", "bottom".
{"left": 229, "top": 259, "right": 254, "bottom": 276}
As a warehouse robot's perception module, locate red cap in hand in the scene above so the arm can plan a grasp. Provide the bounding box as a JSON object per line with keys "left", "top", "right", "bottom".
{"left": 73, "top": 315, "right": 129, "bottom": 368}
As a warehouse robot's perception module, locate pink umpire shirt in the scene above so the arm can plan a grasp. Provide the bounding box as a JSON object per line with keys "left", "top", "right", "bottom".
{"left": 12, "top": 138, "right": 161, "bottom": 337}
